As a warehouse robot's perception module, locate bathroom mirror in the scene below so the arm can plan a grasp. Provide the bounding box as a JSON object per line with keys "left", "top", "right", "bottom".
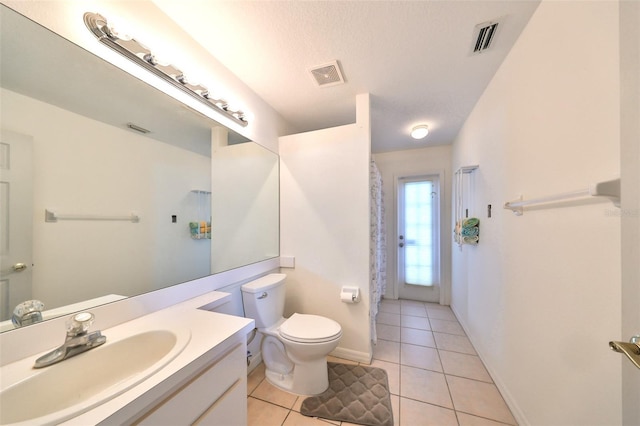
{"left": 0, "top": 5, "right": 279, "bottom": 330}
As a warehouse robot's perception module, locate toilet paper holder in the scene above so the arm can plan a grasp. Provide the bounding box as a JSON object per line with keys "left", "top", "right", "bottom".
{"left": 340, "top": 287, "right": 360, "bottom": 303}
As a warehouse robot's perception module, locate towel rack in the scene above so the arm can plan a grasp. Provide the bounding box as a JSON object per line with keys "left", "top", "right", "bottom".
{"left": 45, "top": 209, "right": 140, "bottom": 223}
{"left": 503, "top": 178, "right": 620, "bottom": 216}
{"left": 454, "top": 165, "right": 479, "bottom": 247}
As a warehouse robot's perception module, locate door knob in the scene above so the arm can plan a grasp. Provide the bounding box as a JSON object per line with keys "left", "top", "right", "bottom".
{"left": 13, "top": 263, "right": 27, "bottom": 272}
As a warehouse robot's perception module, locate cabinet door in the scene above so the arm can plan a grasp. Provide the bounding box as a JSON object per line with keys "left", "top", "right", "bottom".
{"left": 136, "top": 343, "right": 246, "bottom": 425}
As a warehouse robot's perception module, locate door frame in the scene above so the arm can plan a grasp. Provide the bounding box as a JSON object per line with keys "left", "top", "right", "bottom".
{"left": 391, "top": 169, "right": 447, "bottom": 304}
{"left": 619, "top": 0, "right": 639, "bottom": 421}
{"left": 0, "top": 129, "right": 34, "bottom": 321}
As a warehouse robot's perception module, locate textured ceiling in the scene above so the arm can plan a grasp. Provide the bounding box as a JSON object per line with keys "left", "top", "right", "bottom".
{"left": 153, "top": 1, "right": 540, "bottom": 153}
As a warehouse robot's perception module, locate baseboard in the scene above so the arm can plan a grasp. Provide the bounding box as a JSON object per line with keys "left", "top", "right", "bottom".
{"left": 330, "top": 346, "right": 372, "bottom": 364}
{"left": 450, "top": 304, "right": 529, "bottom": 426}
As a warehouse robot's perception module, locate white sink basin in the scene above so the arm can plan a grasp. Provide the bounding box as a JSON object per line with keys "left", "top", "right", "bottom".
{"left": 0, "top": 328, "right": 191, "bottom": 425}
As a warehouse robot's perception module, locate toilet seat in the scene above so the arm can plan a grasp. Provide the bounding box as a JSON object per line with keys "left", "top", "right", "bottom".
{"left": 279, "top": 313, "right": 342, "bottom": 344}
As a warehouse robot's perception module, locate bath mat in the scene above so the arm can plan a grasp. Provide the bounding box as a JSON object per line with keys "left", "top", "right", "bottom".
{"left": 300, "top": 362, "right": 393, "bottom": 426}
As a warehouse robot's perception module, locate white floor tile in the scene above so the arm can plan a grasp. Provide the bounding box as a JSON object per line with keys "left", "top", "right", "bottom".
{"left": 377, "top": 312, "right": 401, "bottom": 326}
{"left": 400, "top": 365, "right": 453, "bottom": 408}
{"left": 376, "top": 323, "right": 401, "bottom": 342}
{"left": 447, "top": 375, "right": 517, "bottom": 425}
{"left": 433, "top": 332, "right": 477, "bottom": 355}
{"left": 373, "top": 339, "right": 400, "bottom": 363}
{"left": 401, "top": 304, "right": 428, "bottom": 317}
{"left": 401, "top": 315, "right": 431, "bottom": 330}
{"left": 401, "top": 343, "right": 442, "bottom": 372}
{"left": 400, "top": 397, "right": 458, "bottom": 426}
{"left": 429, "top": 318, "right": 466, "bottom": 335}
{"left": 248, "top": 301, "right": 515, "bottom": 426}
{"left": 401, "top": 327, "right": 436, "bottom": 348}
{"left": 439, "top": 350, "right": 493, "bottom": 382}
{"left": 379, "top": 300, "right": 401, "bottom": 314}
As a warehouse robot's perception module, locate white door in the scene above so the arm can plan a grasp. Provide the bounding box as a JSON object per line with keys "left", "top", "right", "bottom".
{"left": 396, "top": 174, "right": 440, "bottom": 302}
{"left": 0, "top": 129, "right": 33, "bottom": 321}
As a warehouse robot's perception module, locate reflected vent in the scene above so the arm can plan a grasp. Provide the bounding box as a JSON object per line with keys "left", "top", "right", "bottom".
{"left": 309, "top": 60, "right": 345, "bottom": 87}
{"left": 471, "top": 19, "right": 503, "bottom": 54}
{"left": 126, "top": 123, "right": 151, "bottom": 134}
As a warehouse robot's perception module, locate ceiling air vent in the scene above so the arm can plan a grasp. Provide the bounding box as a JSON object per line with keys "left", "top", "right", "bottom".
{"left": 309, "top": 60, "right": 345, "bottom": 88}
{"left": 471, "top": 18, "right": 503, "bottom": 54}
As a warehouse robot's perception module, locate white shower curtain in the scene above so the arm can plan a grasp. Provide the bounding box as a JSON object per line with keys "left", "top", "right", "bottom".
{"left": 370, "top": 160, "right": 387, "bottom": 344}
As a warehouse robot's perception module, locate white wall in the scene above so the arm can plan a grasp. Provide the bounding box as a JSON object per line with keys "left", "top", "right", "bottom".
{"left": 451, "top": 2, "right": 622, "bottom": 425}
{"left": 2, "top": 88, "right": 211, "bottom": 308}
{"left": 373, "top": 145, "right": 452, "bottom": 304}
{"left": 211, "top": 140, "right": 279, "bottom": 273}
{"left": 279, "top": 94, "right": 372, "bottom": 362}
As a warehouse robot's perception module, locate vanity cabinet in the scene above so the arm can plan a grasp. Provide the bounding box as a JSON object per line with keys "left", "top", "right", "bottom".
{"left": 134, "top": 343, "right": 247, "bottom": 426}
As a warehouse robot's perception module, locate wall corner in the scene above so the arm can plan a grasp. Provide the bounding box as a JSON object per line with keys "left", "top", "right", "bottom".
{"left": 356, "top": 93, "right": 371, "bottom": 153}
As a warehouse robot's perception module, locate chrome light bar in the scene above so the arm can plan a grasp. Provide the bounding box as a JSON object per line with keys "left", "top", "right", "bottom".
{"left": 84, "top": 12, "right": 248, "bottom": 127}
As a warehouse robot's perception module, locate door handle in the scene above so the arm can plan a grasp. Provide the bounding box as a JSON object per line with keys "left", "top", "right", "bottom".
{"left": 609, "top": 334, "right": 640, "bottom": 369}
{"left": 13, "top": 263, "right": 28, "bottom": 272}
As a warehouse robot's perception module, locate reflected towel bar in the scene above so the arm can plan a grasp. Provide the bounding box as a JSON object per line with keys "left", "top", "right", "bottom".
{"left": 45, "top": 209, "right": 140, "bottom": 223}
{"left": 503, "top": 178, "right": 620, "bottom": 216}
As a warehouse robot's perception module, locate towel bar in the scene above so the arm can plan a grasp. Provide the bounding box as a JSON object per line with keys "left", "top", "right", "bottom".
{"left": 504, "top": 178, "right": 620, "bottom": 216}
{"left": 45, "top": 209, "right": 140, "bottom": 223}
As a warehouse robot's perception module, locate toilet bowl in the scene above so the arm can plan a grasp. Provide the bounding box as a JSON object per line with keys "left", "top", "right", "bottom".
{"left": 241, "top": 274, "right": 342, "bottom": 395}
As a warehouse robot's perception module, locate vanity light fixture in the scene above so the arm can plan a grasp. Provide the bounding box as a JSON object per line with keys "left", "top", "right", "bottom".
{"left": 84, "top": 12, "right": 248, "bottom": 127}
{"left": 410, "top": 124, "right": 429, "bottom": 140}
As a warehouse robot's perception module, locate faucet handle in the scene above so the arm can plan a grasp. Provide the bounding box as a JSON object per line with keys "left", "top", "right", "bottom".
{"left": 11, "top": 300, "right": 45, "bottom": 327}
{"left": 66, "top": 312, "right": 95, "bottom": 336}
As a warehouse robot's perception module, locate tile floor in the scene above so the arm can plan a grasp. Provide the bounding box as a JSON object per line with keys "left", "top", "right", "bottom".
{"left": 246, "top": 299, "right": 517, "bottom": 426}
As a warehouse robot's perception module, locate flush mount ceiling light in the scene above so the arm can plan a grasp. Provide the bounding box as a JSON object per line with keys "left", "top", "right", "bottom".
{"left": 83, "top": 12, "right": 248, "bottom": 127}
{"left": 411, "top": 125, "right": 429, "bottom": 140}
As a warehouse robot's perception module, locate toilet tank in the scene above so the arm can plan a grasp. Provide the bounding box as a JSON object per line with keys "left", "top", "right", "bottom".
{"left": 241, "top": 273, "right": 287, "bottom": 329}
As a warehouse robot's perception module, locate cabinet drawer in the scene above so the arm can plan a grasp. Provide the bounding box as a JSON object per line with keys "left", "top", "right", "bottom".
{"left": 136, "top": 343, "right": 246, "bottom": 425}
{"left": 194, "top": 376, "right": 246, "bottom": 425}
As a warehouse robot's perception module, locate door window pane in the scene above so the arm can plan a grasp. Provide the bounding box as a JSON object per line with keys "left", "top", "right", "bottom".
{"left": 403, "top": 180, "right": 438, "bottom": 286}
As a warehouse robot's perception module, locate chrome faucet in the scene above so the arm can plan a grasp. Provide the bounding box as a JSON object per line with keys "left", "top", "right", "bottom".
{"left": 34, "top": 312, "right": 106, "bottom": 368}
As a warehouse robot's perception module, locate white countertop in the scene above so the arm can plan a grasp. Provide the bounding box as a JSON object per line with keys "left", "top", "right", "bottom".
{"left": 0, "top": 291, "right": 254, "bottom": 426}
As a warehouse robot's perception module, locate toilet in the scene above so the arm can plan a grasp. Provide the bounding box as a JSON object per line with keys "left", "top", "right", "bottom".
{"left": 241, "top": 273, "right": 342, "bottom": 395}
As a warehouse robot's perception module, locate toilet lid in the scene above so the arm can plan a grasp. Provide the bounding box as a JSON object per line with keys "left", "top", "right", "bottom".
{"left": 279, "top": 313, "right": 342, "bottom": 343}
